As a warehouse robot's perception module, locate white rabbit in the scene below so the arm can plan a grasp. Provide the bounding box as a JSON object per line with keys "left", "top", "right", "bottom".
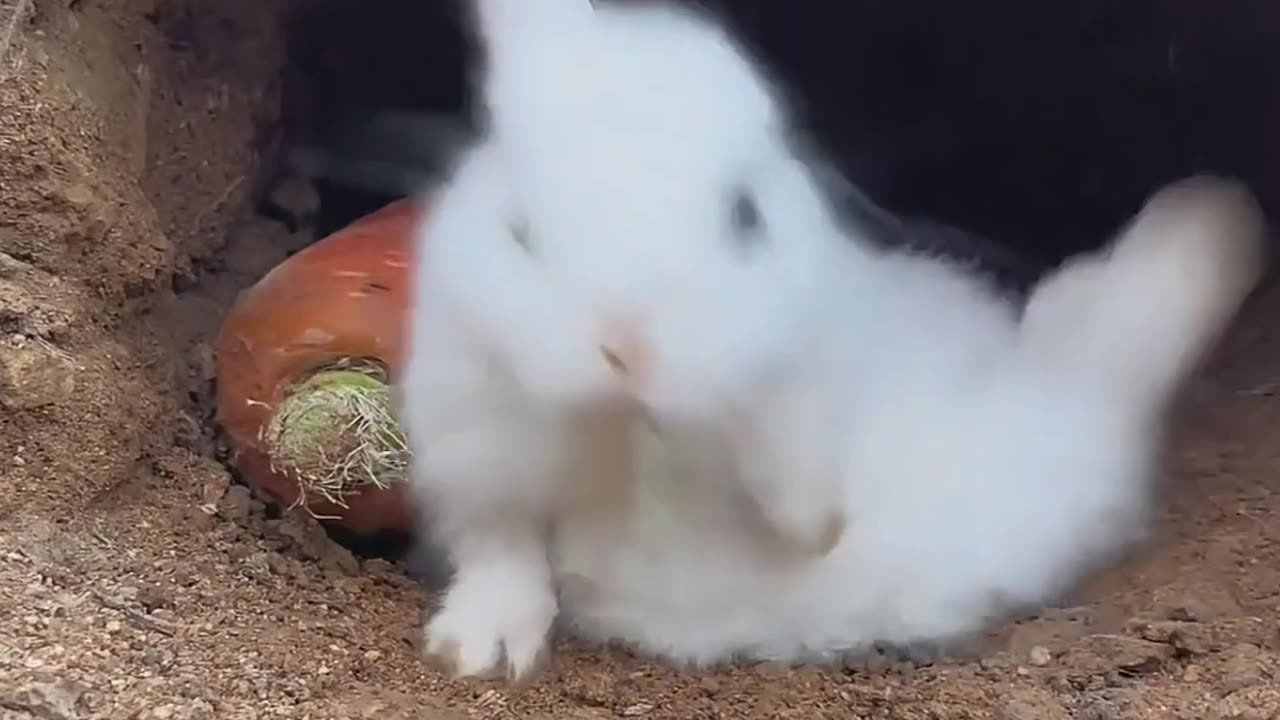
{"left": 400, "top": 0, "right": 845, "bottom": 682}
{"left": 550, "top": 175, "right": 1267, "bottom": 666}
{"left": 400, "top": 0, "right": 1267, "bottom": 680}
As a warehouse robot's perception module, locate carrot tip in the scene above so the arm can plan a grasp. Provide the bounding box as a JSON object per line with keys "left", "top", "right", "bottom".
{"left": 259, "top": 362, "right": 410, "bottom": 509}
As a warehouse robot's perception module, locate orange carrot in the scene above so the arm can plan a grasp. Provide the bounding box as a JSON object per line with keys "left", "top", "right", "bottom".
{"left": 213, "top": 197, "right": 425, "bottom": 535}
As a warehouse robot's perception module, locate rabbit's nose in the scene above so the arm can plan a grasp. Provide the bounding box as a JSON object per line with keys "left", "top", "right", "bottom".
{"left": 598, "top": 313, "right": 651, "bottom": 384}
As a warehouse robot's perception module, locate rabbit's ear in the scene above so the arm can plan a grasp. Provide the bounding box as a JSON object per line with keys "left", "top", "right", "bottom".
{"left": 471, "top": 0, "right": 595, "bottom": 66}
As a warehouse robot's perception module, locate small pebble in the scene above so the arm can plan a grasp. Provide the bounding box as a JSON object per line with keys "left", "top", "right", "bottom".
{"left": 755, "top": 661, "right": 792, "bottom": 678}
{"left": 143, "top": 647, "right": 169, "bottom": 668}
{"left": 218, "top": 485, "right": 253, "bottom": 526}
{"left": 187, "top": 507, "right": 217, "bottom": 532}
{"left": 173, "top": 567, "right": 199, "bottom": 588}
{"left": 1028, "top": 645, "right": 1052, "bottom": 666}
{"left": 136, "top": 583, "right": 174, "bottom": 611}
{"left": 979, "top": 654, "right": 1011, "bottom": 671}
{"left": 864, "top": 653, "right": 891, "bottom": 674}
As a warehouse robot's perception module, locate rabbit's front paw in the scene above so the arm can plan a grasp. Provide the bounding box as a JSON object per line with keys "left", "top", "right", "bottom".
{"left": 423, "top": 569, "right": 557, "bottom": 684}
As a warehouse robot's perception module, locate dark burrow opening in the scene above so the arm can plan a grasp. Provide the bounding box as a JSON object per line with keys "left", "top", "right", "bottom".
{"left": 272, "top": 0, "right": 1280, "bottom": 260}
{"left": 232, "top": 0, "right": 1280, "bottom": 562}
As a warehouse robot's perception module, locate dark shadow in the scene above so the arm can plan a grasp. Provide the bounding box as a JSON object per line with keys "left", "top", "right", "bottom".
{"left": 283, "top": 0, "right": 1280, "bottom": 267}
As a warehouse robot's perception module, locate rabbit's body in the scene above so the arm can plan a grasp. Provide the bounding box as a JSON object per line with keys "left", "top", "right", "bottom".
{"left": 402, "top": 0, "right": 1266, "bottom": 681}
{"left": 403, "top": 0, "right": 851, "bottom": 682}
{"left": 550, "top": 177, "right": 1265, "bottom": 666}
{"left": 552, "top": 246, "right": 1141, "bottom": 665}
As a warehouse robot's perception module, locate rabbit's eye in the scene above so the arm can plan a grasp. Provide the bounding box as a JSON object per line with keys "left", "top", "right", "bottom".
{"left": 510, "top": 217, "right": 534, "bottom": 254}
{"left": 728, "top": 188, "right": 766, "bottom": 254}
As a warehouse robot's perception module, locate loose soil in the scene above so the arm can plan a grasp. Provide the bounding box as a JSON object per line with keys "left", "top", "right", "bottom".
{"left": 2, "top": 2, "right": 1279, "bottom": 719}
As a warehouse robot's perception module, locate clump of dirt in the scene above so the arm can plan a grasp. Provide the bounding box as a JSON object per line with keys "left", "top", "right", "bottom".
{"left": 2, "top": 1, "right": 1280, "bottom": 719}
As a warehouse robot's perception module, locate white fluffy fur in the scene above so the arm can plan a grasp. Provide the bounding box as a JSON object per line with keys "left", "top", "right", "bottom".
{"left": 401, "top": 0, "right": 1267, "bottom": 678}
{"left": 401, "top": 0, "right": 844, "bottom": 681}
{"left": 553, "top": 176, "right": 1266, "bottom": 665}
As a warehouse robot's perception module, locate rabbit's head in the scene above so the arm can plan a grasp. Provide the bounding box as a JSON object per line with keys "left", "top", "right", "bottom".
{"left": 420, "top": 0, "right": 852, "bottom": 425}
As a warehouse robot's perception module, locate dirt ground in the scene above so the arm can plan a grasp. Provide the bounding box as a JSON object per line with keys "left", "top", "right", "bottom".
{"left": 2, "top": 1, "right": 1280, "bottom": 719}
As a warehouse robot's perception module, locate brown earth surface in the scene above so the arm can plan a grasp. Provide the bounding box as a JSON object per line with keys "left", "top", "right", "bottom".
{"left": 2, "top": 1, "right": 1279, "bottom": 719}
